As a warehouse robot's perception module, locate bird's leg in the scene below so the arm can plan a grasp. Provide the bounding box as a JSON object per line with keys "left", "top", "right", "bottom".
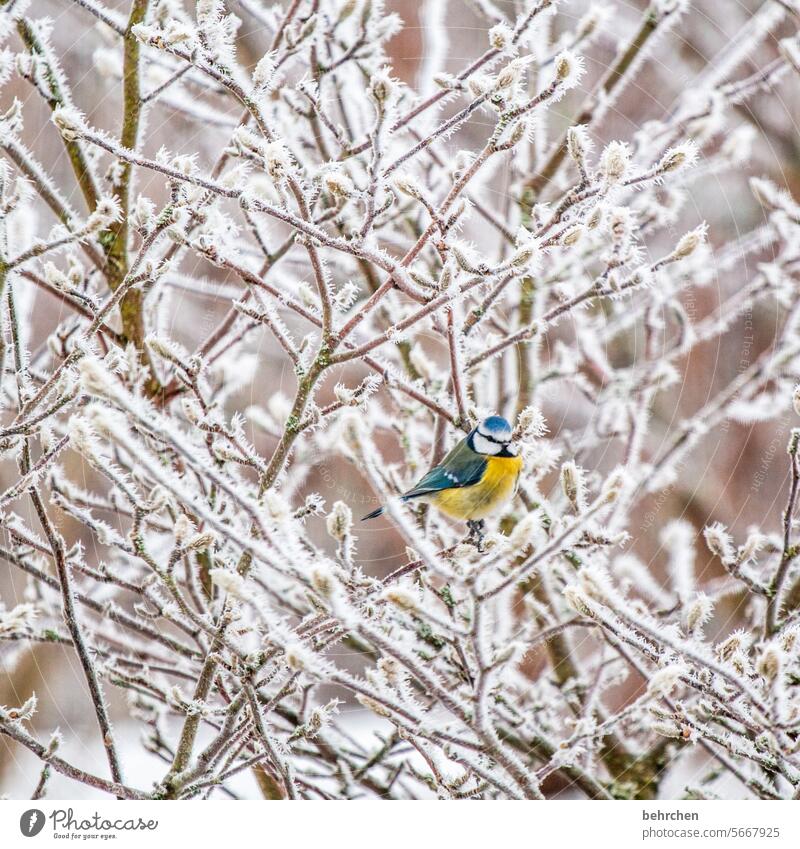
{"left": 466, "top": 519, "right": 486, "bottom": 551}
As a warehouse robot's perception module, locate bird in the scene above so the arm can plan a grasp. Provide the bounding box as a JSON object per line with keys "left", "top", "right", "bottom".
{"left": 362, "top": 415, "right": 522, "bottom": 544}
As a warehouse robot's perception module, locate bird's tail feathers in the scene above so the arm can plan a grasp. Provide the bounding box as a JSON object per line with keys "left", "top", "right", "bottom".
{"left": 362, "top": 493, "right": 418, "bottom": 521}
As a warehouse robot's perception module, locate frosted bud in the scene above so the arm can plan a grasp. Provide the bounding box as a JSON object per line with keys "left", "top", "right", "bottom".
{"left": 607, "top": 208, "right": 633, "bottom": 244}
{"left": 567, "top": 125, "right": 591, "bottom": 166}
{"left": 326, "top": 501, "right": 352, "bottom": 541}
{"left": 302, "top": 493, "right": 325, "bottom": 516}
{"left": 51, "top": 107, "right": 84, "bottom": 141}
{"left": 511, "top": 227, "right": 540, "bottom": 269}
{"left": 560, "top": 461, "right": 587, "bottom": 511}
{"left": 285, "top": 643, "right": 310, "bottom": 671}
{"left": 651, "top": 720, "right": 682, "bottom": 739}
{"left": 578, "top": 566, "right": 613, "bottom": 602}
{"left": 750, "top": 177, "right": 787, "bottom": 211}
{"left": 78, "top": 357, "right": 116, "bottom": 397}
{"left": 131, "top": 195, "right": 155, "bottom": 230}
{"left": 310, "top": 564, "right": 337, "bottom": 598}
{"left": 368, "top": 68, "right": 395, "bottom": 105}
{"left": 196, "top": 0, "right": 218, "bottom": 24}
{"left": 757, "top": 645, "right": 783, "bottom": 682}
{"left": 739, "top": 530, "right": 765, "bottom": 564}
{"left": 452, "top": 150, "right": 474, "bottom": 174}
{"left": 782, "top": 625, "right": 800, "bottom": 653}
{"left": 333, "top": 383, "right": 355, "bottom": 405}
{"left": 297, "top": 282, "right": 317, "bottom": 308}
{"left": 147, "top": 486, "right": 169, "bottom": 513}
{"left": 658, "top": 141, "right": 698, "bottom": 173}
{"left": 263, "top": 140, "right": 293, "bottom": 181}
{"left": 601, "top": 467, "right": 628, "bottom": 503}
{"left": 488, "top": 22, "right": 513, "bottom": 52}
{"left": 86, "top": 195, "right": 122, "bottom": 232}
{"left": 264, "top": 491, "right": 291, "bottom": 523}
{"left": 715, "top": 630, "right": 746, "bottom": 661}
{"left": 647, "top": 664, "right": 687, "bottom": 697}
{"left": 0, "top": 603, "right": 38, "bottom": 634}
{"left": 46, "top": 730, "right": 62, "bottom": 755}
{"left": 43, "top": 262, "right": 71, "bottom": 292}
{"left": 210, "top": 568, "right": 246, "bottom": 600}
{"left": 378, "top": 656, "right": 403, "bottom": 688}
{"left": 553, "top": 51, "right": 584, "bottom": 88}
{"left": 306, "top": 700, "right": 340, "bottom": 737}
{"left": 502, "top": 120, "right": 528, "bottom": 149}
{"left": 383, "top": 587, "right": 418, "bottom": 612}
{"left": 586, "top": 204, "right": 605, "bottom": 229}
{"left": 68, "top": 416, "right": 101, "bottom": 459}
{"left": 672, "top": 224, "right": 707, "bottom": 260}
{"left": 356, "top": 694, "right": 392, "bottom": 718}
{"left": 55, "top": 368, "right": 79, "bottom": 398}
{"left": 563, "top": 585, "right": 593, "bottom": 617}
{"left": 560, "top": 224, "right": 584, "bottom": 246}
{"left": 577, "top": 4, "right": 610, "bottom": 38}
{"left": 508, "top": 512, "right": 541, "bottom": 552}
{"left": 232, "top": 125, "right": 263, "bottom": 154}
{"left": 433, "top": 72, "right": 459, "bottom": 90}
{"left": 793, "top": 384, "right": 800, "bottom": 416}
{"left": 515, "top": 406, "right": 547, "bottom": 439}
{"left": 185, "top": 530, "right": 217, "bottom": 551}
{"left": 323, "top": 168, "right": 354, "bottom": 199}
{"left": 451, "top": 242, "right": 480, "bottom": 273}
{"left": 393, "top": 173, "right": 423, "bottom": 199}
{"left": 493, "top": 642, "right": 520, "bottom": 666}
{"left": 703, "top": 522, "right": 735, "bottom": 563}
{"left": 181, "top": 398, "right": 202, "bottom": 425}
{"left": 337, "top": 0, "right": 358, "bottom": 20}
{"left": 510, "top": 245, "right": 536, "bottom": 268}
{"left": 253, "top": 51, "right": 277, "bottom": 88}
{"left": 173, "top": 515, "right": 195, "bottom": 546}
{"left": 166, "top": 20, "right": 196, "bottom": 45}
{"left": 495, "top": 59, "right": 524, "bottom": 91}
{"left": 599, "top": 140, "right": 630, "bottom": 184}
{"left": 684, "top": 592, "right": 713, "bottom": 635}
{"left": 147, "top": 334, "right": 187, "bottom": 363}
{"left": 171, "top": 154, "right": 196, "bottom": 177}
{"left": 0, "top": 98, "right": 23, "bottom": 135}
{"left": 467, "top": 74, "right": 492, "bottom": 97}
{"left": 2, "top": 693, "right": 38, "bottom": 722}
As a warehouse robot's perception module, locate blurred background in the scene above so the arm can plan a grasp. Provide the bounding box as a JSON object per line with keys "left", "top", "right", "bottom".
{"left": 2, "top": 0, "right": 800, "bottom": 797}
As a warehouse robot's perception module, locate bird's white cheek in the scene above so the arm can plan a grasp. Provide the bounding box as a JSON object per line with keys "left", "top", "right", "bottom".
{"left": 472, "top": 433, "right": 501, "bottom": 455}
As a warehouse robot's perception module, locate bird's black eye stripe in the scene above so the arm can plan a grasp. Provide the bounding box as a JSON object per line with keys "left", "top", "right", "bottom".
{"left": 478, "top": 430, "right": 506, "bottom": 445}
{"left": 479, "top": 431, "right": 508, "bottom": 445}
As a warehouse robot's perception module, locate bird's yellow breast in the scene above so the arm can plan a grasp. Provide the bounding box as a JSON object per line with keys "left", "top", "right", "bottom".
{"left": 431, "top": 454, "right": 522, "bottom": 521}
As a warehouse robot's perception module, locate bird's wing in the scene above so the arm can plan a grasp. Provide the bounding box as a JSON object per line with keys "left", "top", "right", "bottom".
{"left": 401, "top": 438, "right": 487, "bottom": 500}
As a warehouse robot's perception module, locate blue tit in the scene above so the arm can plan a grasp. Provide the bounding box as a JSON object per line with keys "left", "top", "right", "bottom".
{"left": 362, "top": 415, "right": 522, "bottom": 536}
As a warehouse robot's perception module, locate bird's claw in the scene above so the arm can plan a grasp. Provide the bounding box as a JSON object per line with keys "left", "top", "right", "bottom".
{"left": 466, "top": 520, "right": 486, "bottom": 552}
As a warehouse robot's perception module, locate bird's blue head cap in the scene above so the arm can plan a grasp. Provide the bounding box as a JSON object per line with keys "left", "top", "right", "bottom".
{"left": 480, "top": 415, "right": 512, "bottom": 440}
{"left": 469, "top": 415, "right": 518, "bottom": 457}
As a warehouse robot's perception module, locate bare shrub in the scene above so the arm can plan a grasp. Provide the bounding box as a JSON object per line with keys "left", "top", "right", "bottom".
{"left": 2, "top": 0, "right": 800, "bottom": 800}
